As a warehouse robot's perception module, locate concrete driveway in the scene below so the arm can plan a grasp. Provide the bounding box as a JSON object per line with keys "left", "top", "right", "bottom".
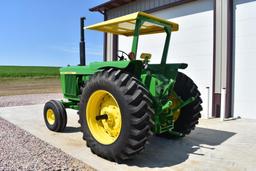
{"left": 0, "top": 104, "right": 256, "bottom": 171}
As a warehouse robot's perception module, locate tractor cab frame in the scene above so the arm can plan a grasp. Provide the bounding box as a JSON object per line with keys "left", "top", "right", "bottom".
{"left": 87, "top": 12, "right": 178, "bottom": 63}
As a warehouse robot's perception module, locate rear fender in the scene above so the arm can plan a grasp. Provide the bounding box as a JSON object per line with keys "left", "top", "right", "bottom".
{"left": 141, "top": 63, "right": 188, "bottom": 98}
{"left": 98, "top": 60, "right": 144, "bottom": 77}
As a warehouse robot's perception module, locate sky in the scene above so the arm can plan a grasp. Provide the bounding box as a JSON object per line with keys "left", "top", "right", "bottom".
{"left": 0, "top": 0, "right": 109, "bottom": 66}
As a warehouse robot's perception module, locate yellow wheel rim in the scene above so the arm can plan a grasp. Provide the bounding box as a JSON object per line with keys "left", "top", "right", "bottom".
{"left": 169, "top": 92, "right": 182, "bottom": 122}
{"left": 86, "top": 90, "right": 122, "bottom": 145}
{"left": 46, "top": 109, "right": 55, "bottom": 125}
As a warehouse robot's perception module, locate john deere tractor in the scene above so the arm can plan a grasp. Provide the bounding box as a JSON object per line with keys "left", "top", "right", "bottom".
{"left": 43, "top": 12, "right": 202, "bottom": 162}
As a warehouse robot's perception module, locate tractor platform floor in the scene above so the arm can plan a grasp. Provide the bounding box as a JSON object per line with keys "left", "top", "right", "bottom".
{"left": 0, "top": 104, "right": 255, "bottom": 171}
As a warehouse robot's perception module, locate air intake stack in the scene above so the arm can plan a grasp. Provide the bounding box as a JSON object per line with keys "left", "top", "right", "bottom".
{"left": 80, "top": 17, "right": 86, "bottom": 66}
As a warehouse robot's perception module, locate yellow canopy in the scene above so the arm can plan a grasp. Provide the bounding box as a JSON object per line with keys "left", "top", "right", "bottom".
{"left": 86, "top": 12, "right": 179, "bottom": 36}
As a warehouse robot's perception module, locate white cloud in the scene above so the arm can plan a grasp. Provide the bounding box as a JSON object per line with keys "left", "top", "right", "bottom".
{"left": 51, "top": 45, "right": 78, "bottom": 54}
{"left": 50, "top": 43, "right": 103, "bottom": 57}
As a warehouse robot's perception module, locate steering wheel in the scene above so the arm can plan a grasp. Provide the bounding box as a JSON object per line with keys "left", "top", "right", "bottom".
{"left": 117, "top": 50, "right": 129, "bottom": 61}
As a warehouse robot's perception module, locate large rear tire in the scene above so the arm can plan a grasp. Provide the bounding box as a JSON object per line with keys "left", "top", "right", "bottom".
{"left": 172, "top": 72, "right": 202, "bottom": 135}
{"left": 79, "top": 68, "right": 154, "bottom": 162}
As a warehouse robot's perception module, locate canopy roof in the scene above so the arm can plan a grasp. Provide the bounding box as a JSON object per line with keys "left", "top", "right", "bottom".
{"left": 86, "top": 12, "right": 179, "bottom": 36}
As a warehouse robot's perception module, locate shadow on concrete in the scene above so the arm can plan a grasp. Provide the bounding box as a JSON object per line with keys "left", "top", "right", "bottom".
{"left": 63, "top": 126, "right": 81, "bottom": 133}
{"left": 125, "top": 127, "right": 236, "bottom": 168}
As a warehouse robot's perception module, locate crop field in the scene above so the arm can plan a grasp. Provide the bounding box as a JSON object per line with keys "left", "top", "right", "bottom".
{"left": 0, "top": 66, "right": 60, "bottom": 77}
{"left": 0, "top": 66, "right": 61, "bottom": 96}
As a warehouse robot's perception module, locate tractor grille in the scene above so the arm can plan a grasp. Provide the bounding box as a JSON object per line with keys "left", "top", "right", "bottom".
{"left": 64, "top": 75, "right": 78, "bottom": 96}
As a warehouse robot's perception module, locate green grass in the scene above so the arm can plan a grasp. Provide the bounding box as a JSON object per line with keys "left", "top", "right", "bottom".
{"left": 0, "top": 66, "right": 60, "bottom": 77}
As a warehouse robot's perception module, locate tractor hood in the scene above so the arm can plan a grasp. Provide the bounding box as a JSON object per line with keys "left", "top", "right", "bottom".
{"left": 60, "top": 60, "right": 135, "bottom": 75}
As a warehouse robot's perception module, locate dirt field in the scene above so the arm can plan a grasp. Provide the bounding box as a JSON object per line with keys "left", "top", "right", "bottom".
{"left": 0, "top": 77, "right": 61, "bottom": 96}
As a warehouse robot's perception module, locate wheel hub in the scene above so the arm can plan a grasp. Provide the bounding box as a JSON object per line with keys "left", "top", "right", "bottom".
{"left": 100, "top": 104, "right": 121, "bottom": 138}
{"left": 46, "top": 109, "right": 55, "bottom": 125}
{"left": 86, "top": 90, "right": 122, "bottom": 145}
{"left": 169, "top": 91, "right": 182, "bottom": 122}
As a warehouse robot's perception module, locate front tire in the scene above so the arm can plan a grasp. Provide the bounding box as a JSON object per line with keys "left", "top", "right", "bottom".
{"left": 79, "top": 68, "right": 154, "bottom": 162}
{"left": 43, "top": 100, "right": 67, "bottom": 132}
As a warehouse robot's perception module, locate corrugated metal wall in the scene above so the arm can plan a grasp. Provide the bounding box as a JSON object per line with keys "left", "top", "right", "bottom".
{"left": 106, "top": 0, "right": 184, "bottom": 19}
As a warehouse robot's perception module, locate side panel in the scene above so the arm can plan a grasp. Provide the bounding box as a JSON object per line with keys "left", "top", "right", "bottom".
{"left": 60, "top": 74, "right": 82, "bottom": 101}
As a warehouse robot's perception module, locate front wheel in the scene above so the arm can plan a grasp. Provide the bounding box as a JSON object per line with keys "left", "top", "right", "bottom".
{"left": 43, "top": 100, "right": 67, "bottom": 132}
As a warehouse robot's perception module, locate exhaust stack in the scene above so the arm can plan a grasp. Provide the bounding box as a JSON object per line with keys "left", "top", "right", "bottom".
{"left": 80, "top": 17, "right": 86, "bottom": 66}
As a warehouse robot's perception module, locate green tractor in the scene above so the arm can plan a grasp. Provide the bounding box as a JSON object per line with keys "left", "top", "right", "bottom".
{"left": 43, "top": 12, "right": 202, "bottom": 162}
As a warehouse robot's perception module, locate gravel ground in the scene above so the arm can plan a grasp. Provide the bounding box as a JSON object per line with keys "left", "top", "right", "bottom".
{"left": 0, "top": 117, "right": 94, "bottom": 171}
{"left": 0, "top": 93, "right": 62, "bottom": 107}
{"left": 0, "top": 93, "right": 95, "bottom": 170}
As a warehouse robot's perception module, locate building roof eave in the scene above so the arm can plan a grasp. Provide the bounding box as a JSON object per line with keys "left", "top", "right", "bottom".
{"left": 90, "top": 0, "right": 136, "bottom": 13}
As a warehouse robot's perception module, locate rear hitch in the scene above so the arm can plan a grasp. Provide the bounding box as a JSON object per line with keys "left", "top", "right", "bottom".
{"left": 161, "top": 100, "right": 172, "bottom": 112}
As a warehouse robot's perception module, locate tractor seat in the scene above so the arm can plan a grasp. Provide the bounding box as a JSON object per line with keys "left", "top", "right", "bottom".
{"left": 140, "top": 53, "right": 152, "bottom": 61}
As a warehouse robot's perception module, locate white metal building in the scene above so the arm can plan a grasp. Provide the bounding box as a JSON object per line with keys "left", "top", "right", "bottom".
{"left": 90, "top": 0, "right": 256, "bottom": 119}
